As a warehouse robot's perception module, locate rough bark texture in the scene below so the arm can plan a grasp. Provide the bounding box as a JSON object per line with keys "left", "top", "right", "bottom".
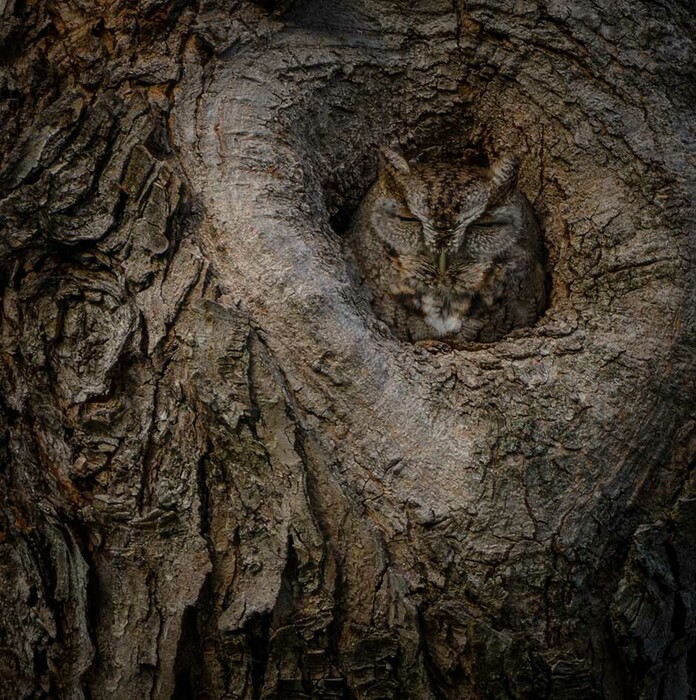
{"left": 0, "top": 1, "right": 694, "bottom": 698}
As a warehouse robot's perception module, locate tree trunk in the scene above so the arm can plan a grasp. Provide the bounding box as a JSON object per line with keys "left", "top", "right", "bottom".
{"left": 1, "top": 0, "right": 694, "bottom": 698}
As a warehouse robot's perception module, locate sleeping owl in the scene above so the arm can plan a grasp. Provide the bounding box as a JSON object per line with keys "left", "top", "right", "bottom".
{"left": 346, "top": 148, "right": 547, "bottom": 343}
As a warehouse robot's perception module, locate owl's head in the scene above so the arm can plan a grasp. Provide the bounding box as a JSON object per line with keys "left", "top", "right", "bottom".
{"left": 373, "top": 147, "right": 520, "bottom": 262}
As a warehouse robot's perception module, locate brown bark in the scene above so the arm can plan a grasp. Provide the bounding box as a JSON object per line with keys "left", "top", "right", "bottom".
{"left": 0, "top": 0, "right": 694, "bottom": 698}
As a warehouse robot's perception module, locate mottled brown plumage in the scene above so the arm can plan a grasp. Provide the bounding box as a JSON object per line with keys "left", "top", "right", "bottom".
{"left": 347, "top": 148, "right": 547, "bottom": 342}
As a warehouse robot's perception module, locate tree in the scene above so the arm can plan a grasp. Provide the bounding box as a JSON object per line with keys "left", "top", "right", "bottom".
{"left": 1, "top": 0, "right": 694, "bottom": 697}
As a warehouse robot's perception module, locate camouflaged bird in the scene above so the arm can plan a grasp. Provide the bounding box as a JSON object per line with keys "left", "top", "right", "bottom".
{"left": 347, "top": 148, "right": 547, "bottom": 343}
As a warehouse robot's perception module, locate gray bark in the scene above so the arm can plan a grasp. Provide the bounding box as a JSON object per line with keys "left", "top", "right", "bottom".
{"left": 0, "top": 0, "right": 694, "bottom": 698}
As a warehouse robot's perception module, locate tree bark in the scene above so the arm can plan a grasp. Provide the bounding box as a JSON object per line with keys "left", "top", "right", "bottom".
{"left": 1, "top": 0, "right": 694, "bottom": 698}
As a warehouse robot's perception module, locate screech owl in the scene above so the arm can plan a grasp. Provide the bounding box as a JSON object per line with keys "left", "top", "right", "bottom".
{"left": 346, "top": 148, "right": 547, "bottom": 343}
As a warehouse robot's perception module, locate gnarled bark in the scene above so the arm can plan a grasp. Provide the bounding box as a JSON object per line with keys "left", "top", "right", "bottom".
{"left": 0, "top": 0, "right": 694, "bottom": 698}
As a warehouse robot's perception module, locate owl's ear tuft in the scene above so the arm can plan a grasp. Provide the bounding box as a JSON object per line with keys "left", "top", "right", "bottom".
{"left": 380, "top": 147, "right": 411, "bottom": 176}
{"left": 490, "top": 154, "right": 520, "bottom": 195}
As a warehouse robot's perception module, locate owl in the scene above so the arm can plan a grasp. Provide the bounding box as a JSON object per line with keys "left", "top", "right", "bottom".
{"left": 346, "top": 148, "right": 547, "bottom": 343}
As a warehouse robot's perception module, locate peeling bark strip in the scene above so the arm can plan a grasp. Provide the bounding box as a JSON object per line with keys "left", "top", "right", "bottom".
{"left": 0, "top": 0, "right": 694, "bottom": 698}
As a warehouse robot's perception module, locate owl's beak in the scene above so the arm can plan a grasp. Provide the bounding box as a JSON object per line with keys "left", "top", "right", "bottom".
{"left": 438, "top": 249, "right": 447, "bottom": 276}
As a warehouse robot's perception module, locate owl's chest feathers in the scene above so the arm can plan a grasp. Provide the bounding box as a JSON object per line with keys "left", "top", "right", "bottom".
{"left": 388, "top": 251, "right": 507, "bottom": 336}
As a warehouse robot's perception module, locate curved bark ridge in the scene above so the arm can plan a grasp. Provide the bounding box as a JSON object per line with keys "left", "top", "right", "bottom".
{"left": 0, "top": 0, "right": 694, "bottom": 698}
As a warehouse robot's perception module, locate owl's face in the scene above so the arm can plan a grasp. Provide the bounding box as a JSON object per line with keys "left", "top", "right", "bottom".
{"left": 371, "top": 148, "right": 521, "bottom": 278}
{"left": 392, "top": 164, "right": 490, "bottom": 249}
